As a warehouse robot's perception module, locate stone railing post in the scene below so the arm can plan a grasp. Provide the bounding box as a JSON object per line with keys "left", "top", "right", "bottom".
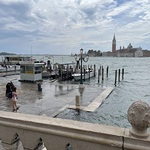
{"left": 127, "top": 100, "right": 150, "bottom": 139}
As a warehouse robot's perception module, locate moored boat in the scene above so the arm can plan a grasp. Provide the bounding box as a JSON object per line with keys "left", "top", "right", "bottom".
{"left": 1, "top": 55, "right": 31, "bottom": 66}
{"left": 72, "top": 69, "right": 94, "bottom": 81}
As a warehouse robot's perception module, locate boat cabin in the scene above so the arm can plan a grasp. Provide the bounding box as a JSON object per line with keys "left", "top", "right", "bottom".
{"left": 2, "top": 55, "right": 31, "bottom": 66}
{"left": 19, "top": 61, "right": 45, "bottom": 82}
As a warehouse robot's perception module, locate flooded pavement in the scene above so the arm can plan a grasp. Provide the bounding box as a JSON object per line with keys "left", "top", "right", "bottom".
{"left": 0, "top": 75, "right": 104, "bottom": 117}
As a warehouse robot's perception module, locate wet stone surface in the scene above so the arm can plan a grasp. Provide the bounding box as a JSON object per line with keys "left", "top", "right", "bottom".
{"left": 0, "top": 75, "right": 104, "bottom": 117}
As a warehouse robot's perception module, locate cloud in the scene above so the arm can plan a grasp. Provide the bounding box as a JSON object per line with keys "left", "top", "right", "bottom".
{"left": 0, "top": 0, "right": 150, "bottom": 54}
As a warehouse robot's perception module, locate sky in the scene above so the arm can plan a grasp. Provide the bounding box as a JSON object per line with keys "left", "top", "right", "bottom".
{"left": 0, "top": 0, "right": 150, "bottom": 55}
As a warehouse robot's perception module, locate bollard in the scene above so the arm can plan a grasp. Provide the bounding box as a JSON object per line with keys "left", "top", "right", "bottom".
{"left": 37, "top": 82, "right": 42, "bottom": 91}
{"left": 114, "top": 70, "right": 117, "bottom": 86}
{"left": 65, "top": 143, "right": 73, "bottom": 150}
{"left": 76, "top": 95, "right": 80, "bottom": 106}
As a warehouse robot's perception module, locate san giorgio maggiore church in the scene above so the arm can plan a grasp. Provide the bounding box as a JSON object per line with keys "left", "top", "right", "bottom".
{"left": 103, "top": 34, "right": 150, "bottom": 57}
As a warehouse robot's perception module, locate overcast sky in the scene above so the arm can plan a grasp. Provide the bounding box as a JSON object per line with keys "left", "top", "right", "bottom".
{"left": 0, "top": 0, "right": 150, "bottom": 55}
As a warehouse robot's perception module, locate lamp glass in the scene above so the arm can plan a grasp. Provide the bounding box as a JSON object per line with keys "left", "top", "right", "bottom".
{"left": 80, "top": 48, "right": 83, "bottom": 54}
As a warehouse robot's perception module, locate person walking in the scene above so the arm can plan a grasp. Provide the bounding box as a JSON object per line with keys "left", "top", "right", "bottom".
{"left": 10, "top": 81, "right": 15, "bottom": 91}
{"left": 11, "top": 87, "right": 18, "bottom": 112}
{"left": 5, "top": 82, "right": 11, "bottom": 98}
{"left": 5, "top": 81, "right": 15, "bottom": 98}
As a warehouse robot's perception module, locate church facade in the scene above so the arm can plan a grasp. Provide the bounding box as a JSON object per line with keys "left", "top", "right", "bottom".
{"left": 109, "top": 35, "right": 144, "bottom": 57}
{"left": 116, "top": 43, "right": 143, "bottom": 57}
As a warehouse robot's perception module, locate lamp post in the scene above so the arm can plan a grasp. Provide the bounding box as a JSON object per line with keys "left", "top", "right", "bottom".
{"left": 74, "top": 48, "right": 89, "bottom": 84}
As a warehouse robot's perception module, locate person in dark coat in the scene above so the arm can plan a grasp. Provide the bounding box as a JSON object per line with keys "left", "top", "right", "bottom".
{"left": 5, "top": 81, "right": 16, "bottom": 98}
{"left": 10, "top": 81, "right": 15, "bottom": 91}
{"left": 6, "top": 82, "right": 12, "bottom": 98}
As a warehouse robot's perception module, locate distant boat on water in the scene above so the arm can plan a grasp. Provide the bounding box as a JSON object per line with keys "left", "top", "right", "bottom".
{"left": 1, "top": 55, "right": 31, "bottom": 66}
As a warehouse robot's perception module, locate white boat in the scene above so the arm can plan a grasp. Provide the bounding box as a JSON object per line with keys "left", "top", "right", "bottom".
{"left": 1, "top": 55, "right": 31, "bottom": 66}
{"left": 72, "top": 69, "right": 94, "bottom": 81}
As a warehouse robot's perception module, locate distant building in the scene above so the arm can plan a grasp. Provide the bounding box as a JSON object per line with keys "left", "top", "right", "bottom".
{"left": 110, "top": 35, "right": 143, "bottom": 57}
{"left": 143, "top": 50, "right": 150, "bottom": 57}
{"left": 117, "top": 43, "right": 143, "bottom": 57}
{"left": 135, "top": 48, "right": 143, "bottom": 57}
{"left": 112, "top": 34, "right": 116, "bottom": 53}
{"left": 102, "top": 34, "right": 150, "bottom": 57}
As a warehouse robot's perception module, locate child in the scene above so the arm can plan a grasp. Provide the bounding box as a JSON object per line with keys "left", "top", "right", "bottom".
{"left": 11, "top": 87, "right": 18, "bottom": 112}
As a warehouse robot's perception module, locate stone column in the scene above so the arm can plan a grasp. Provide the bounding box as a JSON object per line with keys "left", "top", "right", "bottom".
{"left": 76, "top": 95, "right": 80, "bottom": 107}
{"left": 78, "top": 84, "right": 85, "bottom": 101}
{"left": 127, "top": 100, "right": 150, "bottom": 138}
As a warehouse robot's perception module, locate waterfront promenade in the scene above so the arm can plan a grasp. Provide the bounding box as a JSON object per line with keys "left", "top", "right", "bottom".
{"left": 0, "top": 57, "right": 150, "bottom": 149}
{"left": 0, "top": 73, "right": 110, "bottom": 118}
{"left": 1, "top": 56, "right": 150, "bottom": 129}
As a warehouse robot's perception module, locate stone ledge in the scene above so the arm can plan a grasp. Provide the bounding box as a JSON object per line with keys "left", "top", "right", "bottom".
{"left": 0, "top": 111, "right": 150, "bottom": 150}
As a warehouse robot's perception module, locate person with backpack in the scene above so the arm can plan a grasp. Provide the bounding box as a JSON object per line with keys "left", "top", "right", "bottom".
{"left": 5, "top": 82, "right": 12, "bottom": 98}
{"left": 6, "top": 81, "right": 16, "bottom": 99}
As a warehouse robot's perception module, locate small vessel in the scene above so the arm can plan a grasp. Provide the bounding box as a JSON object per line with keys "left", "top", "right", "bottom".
{"left": 1, "top": 55, "right": 31, "bottom": 66}
{"left": 50, "top": 62, "right": 75, "bottom": 80}
{"left": 72, "top": 69, "right": 94, "bottom": 81}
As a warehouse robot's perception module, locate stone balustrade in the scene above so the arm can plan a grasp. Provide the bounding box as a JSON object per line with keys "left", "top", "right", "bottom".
{"left": 0, "top": 100, "right": 149, "bottom": 150}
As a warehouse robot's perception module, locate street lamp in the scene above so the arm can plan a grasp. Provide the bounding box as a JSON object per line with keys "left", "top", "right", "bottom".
{"left": 74, "top": 48, "right": 89, "bottom": 84}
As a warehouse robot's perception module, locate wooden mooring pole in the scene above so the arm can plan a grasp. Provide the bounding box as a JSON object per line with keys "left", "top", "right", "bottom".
{"left": 114, "top": 70, "right": 117, "bottom": 86}
{"left": 98, "top": 69, "right": 100, "bottom": 83}
{"left": 102, "top": 66, "right": 104, "bottom": 82}
{"left": 84, "top": 69, "right": 86, "bottom": 81}
{"left": 122, "top": 68, "right": 124, "bottom": 80}
{"left": 100, "top": 66, "right": 101, "bottom": 75}
{"left": 88, "top": 68, "right": 90, "bottom": 79}
{"left": 118, "top": 69, "right": 120, "bottom": 82}
{"left": 94, "top": 64, "right": 96, "bottom": 77}
{"left": 106, "top": 66, "right": 109, "bottom": 78}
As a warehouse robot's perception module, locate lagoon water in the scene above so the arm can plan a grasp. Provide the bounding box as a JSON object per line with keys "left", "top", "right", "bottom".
{"left": 56, "top": 56, "right": 150, "bottom": 128}
{"left": 0, "top": 55, "right": 150, "bottom": 128}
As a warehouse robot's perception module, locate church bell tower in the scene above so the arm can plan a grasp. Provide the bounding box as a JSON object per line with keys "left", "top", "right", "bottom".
{"left": 112, "top": 34, "right": 116, "bottom": 53}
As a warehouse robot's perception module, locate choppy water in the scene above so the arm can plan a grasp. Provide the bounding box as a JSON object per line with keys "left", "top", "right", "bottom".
{"left": 55, "top": 56, "right": 150, "bottom": 128}
{"left": 0, "top": 55, "right": 150, "bottom": 128}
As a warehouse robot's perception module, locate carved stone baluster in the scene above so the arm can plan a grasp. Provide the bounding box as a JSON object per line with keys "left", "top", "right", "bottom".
{"left": 127, "top": 100, "right": 150, "bottom": 138}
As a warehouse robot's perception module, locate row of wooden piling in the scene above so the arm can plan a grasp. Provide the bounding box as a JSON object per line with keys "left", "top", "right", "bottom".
{"left": 114, "top": 68, "right": 124, "bottom": 86}
{"left": 97, "top": 66, "right": 109, "bottom": 83}
{"left": 97, "top": 66, "right": 124, "bottom": 86}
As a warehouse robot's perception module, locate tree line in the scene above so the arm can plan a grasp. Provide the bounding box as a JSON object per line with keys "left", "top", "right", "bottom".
{"left": 0, "top": 52, "right": 16, "bottom": 55}
{"left": 87, "top": 49, "right": 102, "bottom": 57}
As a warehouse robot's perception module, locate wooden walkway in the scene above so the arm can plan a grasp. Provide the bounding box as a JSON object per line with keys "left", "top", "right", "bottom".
{"left": 68, "top": 87, "right": 114, "bottom": 112}
{"left": 51, "top": 87, "right": 114, "bottom": 117}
